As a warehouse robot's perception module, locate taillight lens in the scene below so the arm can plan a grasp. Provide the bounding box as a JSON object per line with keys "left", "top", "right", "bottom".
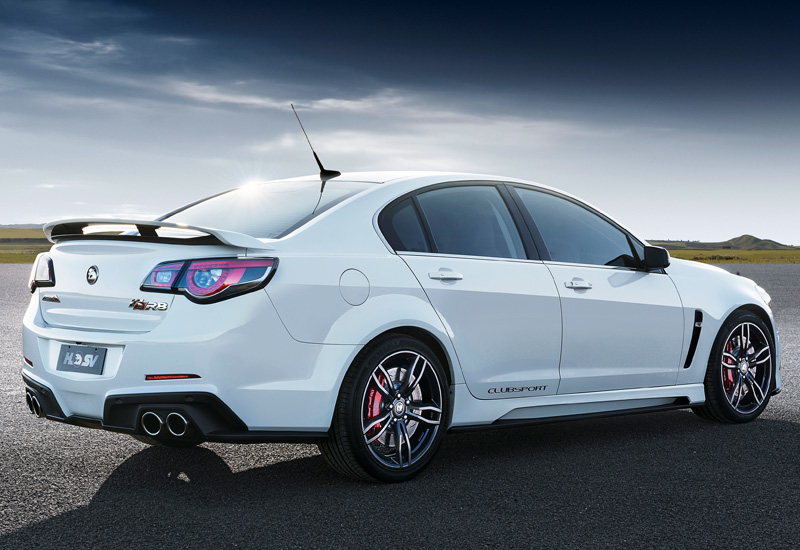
{"left": 141, "top": 257, "right": 277, "bottom": 303}
{"left": 29, "top": 254, "right": 56, "bottom": 293}
{"left": 143, "top": 262, "right": 184, "bottom": 289}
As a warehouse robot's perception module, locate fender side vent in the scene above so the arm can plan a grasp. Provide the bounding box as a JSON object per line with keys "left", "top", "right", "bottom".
{"left": 684, "top": 310, "right": 703, "bottom": 369}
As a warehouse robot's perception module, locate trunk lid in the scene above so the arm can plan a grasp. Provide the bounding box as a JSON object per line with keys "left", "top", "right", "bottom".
{"left": 40, "top": 240, "right": 245, "bottom": 332}
{"left": 38, "top": 217, "right": 276, "bottom": 332}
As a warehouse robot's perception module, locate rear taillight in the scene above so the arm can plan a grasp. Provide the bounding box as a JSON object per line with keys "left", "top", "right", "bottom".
{"left": 141, "top": 257, "right": 277, "bottom": 303}
{"left": 143, "top": 262, "right": 184, "bottom": 289}
{"left": 29, "top": 254, "right": 55, "bottom": 293}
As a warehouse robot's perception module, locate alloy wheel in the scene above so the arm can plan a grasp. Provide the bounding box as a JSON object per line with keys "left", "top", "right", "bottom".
{"left": 360, "top": 350, "right": 443, "bottom": 469}
{"left": 720, "top": 321, "right": 772, "bottom": 414}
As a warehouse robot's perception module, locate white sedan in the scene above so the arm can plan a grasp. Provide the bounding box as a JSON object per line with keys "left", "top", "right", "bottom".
{"left": 22, "top": 171, "right": 780, "bottom": 482}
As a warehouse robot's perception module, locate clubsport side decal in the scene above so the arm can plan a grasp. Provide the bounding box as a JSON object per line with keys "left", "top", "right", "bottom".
{"left": 488, "top": 385, "right": 548, "bottom": 394}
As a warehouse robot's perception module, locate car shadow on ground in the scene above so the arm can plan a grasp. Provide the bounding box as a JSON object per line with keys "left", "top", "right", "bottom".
{"left": 2, "top": 409, "right": 799, "bottom": 548}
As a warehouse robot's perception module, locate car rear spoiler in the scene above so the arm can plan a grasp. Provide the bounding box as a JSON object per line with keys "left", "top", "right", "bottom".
{"left": 43, "top": 218, "right": 275, "bottom": 250}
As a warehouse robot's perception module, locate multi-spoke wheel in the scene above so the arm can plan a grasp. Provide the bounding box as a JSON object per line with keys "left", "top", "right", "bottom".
{"left": 693, "top": 311, "right": 774, "bottom": 423}
{"left": 319, "top": 335, "right": 449, "bottom": 482}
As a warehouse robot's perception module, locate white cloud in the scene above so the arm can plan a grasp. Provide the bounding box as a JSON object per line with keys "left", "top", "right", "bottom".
{"left": 164, "top": 81, "right": 408, "bottom": 114}
{"left": 307, "top": 90, "right": 405, "bottom": 113}
{"left": 29, "top": 92, "right": 145, "bottom": 111}
{"left": 166, "top": 81, "right": 286, "bottom": 109}
{"left": 248, "top": 111, "right": 610, "bottom": 173}
{"left": 2, "top": 29, "right": 121, "bottom": 66}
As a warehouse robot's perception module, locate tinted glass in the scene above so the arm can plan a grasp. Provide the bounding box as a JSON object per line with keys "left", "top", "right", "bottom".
{"left": 380, "top": 199, "right": 430, "bottom": 252}
{"left": 162, "top": 180, "right": 373, "bottom": 239}
{"left": 516, "top": 188, "right": 642, "bottom": 267}
{"left": 416, "top": 186, "right": 525, "bottom": 259}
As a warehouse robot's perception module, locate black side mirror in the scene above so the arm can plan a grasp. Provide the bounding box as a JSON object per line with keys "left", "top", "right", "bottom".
{"left": 644, "top": 246, "right": 670, "bottom": 270}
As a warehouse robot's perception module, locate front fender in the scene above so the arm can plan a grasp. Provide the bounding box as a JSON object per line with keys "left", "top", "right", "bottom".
{"left": 667, "top": 259, "right": 780, "bottom": 389}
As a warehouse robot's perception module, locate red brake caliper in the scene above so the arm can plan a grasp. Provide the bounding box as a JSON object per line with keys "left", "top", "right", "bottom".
{"left": 723, "top": 340, "right": 735, "bottom": 392}
{"left": 366, "top": 374, "right": 386, "bottom": 440}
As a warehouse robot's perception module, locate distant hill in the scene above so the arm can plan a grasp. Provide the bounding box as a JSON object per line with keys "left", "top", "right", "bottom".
{"left": 650, "top": 235, "right": 796, "bottom": 250}
{"left": 0, "top": 224, "right": 44, "bottom": 229}
{"left": 727, "top": 235, "right": 794, "bottom": 250}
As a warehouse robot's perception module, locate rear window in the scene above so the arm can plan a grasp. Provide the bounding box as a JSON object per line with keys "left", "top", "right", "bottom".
{"left": 161, "top": 180, "right": 373, "bottom": 239}
{"left": 415, "top": 186, "right": 526, "bottom": 259}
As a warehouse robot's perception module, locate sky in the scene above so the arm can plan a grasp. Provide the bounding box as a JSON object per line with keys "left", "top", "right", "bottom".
{"left": 0, "top": 0, "right": 798, "bottom": 243}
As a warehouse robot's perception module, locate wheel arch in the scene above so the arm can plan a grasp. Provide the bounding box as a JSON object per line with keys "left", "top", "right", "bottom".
{"left": 364, "top": 325, "right": 456, "bottom": 389}
{"left": 349, "top": 325, "right": 460, "bottom": 431}
{"left": 736, "top": 304, "right": 776, "bottom": 345}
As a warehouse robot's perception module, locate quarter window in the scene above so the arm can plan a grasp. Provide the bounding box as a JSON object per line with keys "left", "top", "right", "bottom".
{"left": 380, "top": 199, "right": 430, "bottom": 253}
{"left": 416, "top": 186, "right": 526, "bottom": 259}
{"left": 515, "top": 188, "right": 642, "bottom": 267}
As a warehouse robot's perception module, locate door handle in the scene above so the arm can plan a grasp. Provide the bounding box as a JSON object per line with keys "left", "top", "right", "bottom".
{"left": 565, "top": 279, "right": 592, "bottom": 290}
{"left": 429, "top": 271, "right": 463, "bottom": 281}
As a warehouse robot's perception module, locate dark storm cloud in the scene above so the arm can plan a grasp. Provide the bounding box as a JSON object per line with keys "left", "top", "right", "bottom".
{"left": 4, "top": 0, "right": 798, "bottom": 112}
{"left": 0, "top": 0, "right": 798, "bottom": 243}
{"left": 77, "top": 1, "right": 800, "bottom": 108}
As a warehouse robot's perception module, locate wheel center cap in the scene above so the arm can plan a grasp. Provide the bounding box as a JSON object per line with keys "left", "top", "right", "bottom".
{"left": 739, "top": 361, "right": 749, "bottom": 375}
{"left": 392, "top": 399, "right": 406, "bottom": 417}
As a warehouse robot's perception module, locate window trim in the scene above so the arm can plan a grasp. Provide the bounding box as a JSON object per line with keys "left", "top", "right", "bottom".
{"left": 506, "top": 184, "right": 648, "bottom": 271}
{"left": 376, "top": 181, "right": 541, "bottom": 261}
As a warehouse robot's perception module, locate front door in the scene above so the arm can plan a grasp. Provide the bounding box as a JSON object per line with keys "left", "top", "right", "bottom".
{"left": 510, "top": 185, "right": 684, "bottom": 394}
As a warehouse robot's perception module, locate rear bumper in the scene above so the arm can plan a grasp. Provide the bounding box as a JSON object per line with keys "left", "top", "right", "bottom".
{"left": 22, "top": 372, "right": 327, "bottom": 443}
{"left": 22, "top": 289, "right": 361, "bottom": 434}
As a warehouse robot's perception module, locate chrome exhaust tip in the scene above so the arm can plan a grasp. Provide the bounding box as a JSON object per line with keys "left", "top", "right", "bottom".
{"left": 141, "top": 411, "right": 163, "bottom": 436}
{"left": 25, "top": 392, "right": 35, "bottom": 415}
{"left": 30, "top": 395, "right": 44, "bottom": 418}
{"left": 166, "top": 412, "right": 189, "bottom": 437}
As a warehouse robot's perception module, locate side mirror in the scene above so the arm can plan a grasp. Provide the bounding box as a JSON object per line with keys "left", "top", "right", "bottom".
{"left": 644, "top": 246, "right": 670, "bottom": 270}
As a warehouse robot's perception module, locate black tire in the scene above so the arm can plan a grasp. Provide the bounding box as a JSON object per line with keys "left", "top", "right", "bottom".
{"left": 318, "top": 334, "right": 450, "bottom": 482}
{"left": 693, "top": 310, "right": 774, "bottom": 423}
{"left": 130, "top": 434, "right": 201, "bottom": 448}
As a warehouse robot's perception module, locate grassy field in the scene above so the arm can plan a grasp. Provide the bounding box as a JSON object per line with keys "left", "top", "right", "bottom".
{"left": 0, "top": 244, "right": 52, "bottom": 263}
{"left": 668, "top": 249, "right": 800, "bottom": 264}
{"left": 0, "top": 228, "right": 49, "bottom": 263}
{"left": 0, "top": 228, "right": 45, "bottom": 239}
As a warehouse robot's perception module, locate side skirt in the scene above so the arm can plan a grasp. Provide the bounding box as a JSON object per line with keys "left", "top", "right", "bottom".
{"left": 449, "top": 398, "right": 691, "bottom": 433}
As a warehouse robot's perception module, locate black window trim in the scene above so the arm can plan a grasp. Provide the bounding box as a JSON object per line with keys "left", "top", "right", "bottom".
{"left": 377, "top": 180, "right": 541, "bottom": 261}
{"left": 505, "top": 183, "right": 648, "bottom": 271}
{"left": 410, "top": 195, "right": 437, "bottom": 254}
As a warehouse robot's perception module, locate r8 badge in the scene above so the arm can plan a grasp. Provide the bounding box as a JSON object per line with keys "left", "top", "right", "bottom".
{"left": 129, "top": 298, "right": 168, "bottom": 311}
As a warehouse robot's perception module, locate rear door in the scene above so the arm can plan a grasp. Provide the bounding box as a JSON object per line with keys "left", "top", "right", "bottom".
{"left": 510, "top": 186, "right": 684, "bottom": 394}
{"left": 379, "top": 183, "right": 562, "bottom": 399}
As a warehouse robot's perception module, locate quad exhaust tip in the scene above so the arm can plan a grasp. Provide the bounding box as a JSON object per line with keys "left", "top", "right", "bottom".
{"left": 26, "top": 391, "right": 44, "bottom": 418}
{"left": 166, "top": 412, "right": 189, "bottom": 437}
{"left": 141, "top": 411, "right": 163, "bottom": 436}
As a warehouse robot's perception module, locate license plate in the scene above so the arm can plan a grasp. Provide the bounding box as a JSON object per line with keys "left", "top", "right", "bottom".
{"left": 56, "top": 344, "right": 107, "bottom": 375}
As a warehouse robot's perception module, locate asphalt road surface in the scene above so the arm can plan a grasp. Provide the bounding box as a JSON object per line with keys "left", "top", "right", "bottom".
{"left": 1, "top": 263, "right": 798, "bottom": 549}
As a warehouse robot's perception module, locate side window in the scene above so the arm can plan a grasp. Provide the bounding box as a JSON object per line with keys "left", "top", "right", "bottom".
{"left": 379, "top": 199, "right": 430, "bottom": 252}
{"left": 515, "top": 188, "right": 641, "bottom": 267}
{"left": 416, "top": 186, "right": 525, "bottom": 259}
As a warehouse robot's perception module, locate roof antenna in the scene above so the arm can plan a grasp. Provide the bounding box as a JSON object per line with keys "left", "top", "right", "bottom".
{"left": 291, "top": 104, "right": 341, "bottom": 182}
